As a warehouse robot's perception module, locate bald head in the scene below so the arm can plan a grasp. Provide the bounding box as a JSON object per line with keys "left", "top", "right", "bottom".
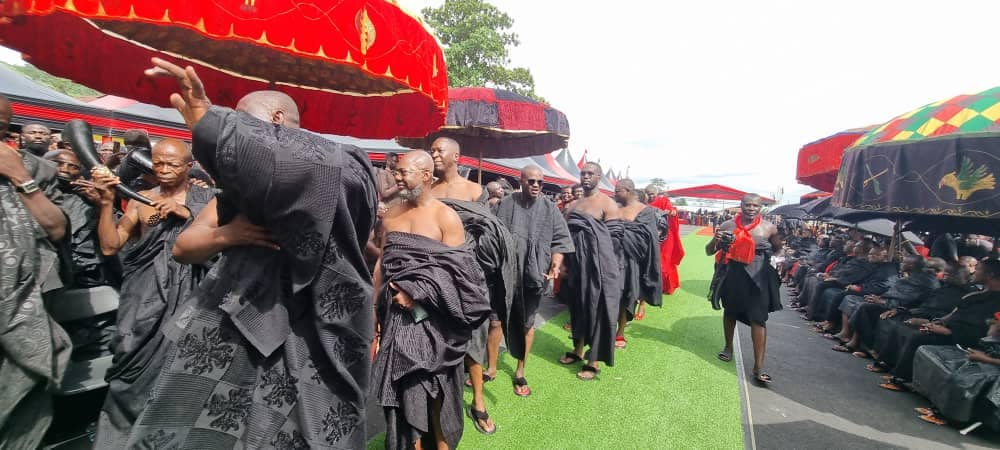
{"left": 618, "top": 178, "right": 635, "bottom": 191}
{"left": 396, "top": 150, "right": 434, "bottom": 202}
{"left": 236, "top": 90, "right": 300, "bottom": 128}
{"left": 0, "top": 94, "right": 10, "bottom": 135}
{"left": 151, "top": 138, "right": 193, "bottom": 188}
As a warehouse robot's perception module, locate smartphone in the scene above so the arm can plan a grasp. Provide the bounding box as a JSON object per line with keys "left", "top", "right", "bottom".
{"left": 410, "top": 304, "right": 429, "bottom": 323}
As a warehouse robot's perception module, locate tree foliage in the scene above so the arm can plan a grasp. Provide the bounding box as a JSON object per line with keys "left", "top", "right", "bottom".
{"left": 649, "top": 177, "right": 668, "bottom": 189}
{"left": 2, "top": 62, "right": 101, "bottom": 98}
{"left": 422, "top": 0, "right": 543, "bottom": 101}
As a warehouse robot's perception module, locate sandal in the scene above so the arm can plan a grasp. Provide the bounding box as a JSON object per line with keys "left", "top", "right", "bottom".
{"left": 918, "top": 413, "right": 947, "bottom": 425}
{"left": 880, "top": 381, "right": 909, "bottom": 392}
{"left": 467, "top": 406, "right": 497, "bottom": 435}
{"left": 562, "top": 322, "right": 572, "bottom": 331}
{"left": 513, "top": 377, "right": 531, "bottom": 397}
{"left": 852, "top": 351, "right": 871, "bottom": 359}
{"left": 865, "top": 363, "right": 887, "bottom": 373}
{"left": 914, "top": 407, "right": 934, "bottom": 415}
{"left": 822, "top": 333, "right": 843, "bottom": 342}
{"left": 576, "top": 365, "right": 600, "bottom": 381}
{"left": 559, "top": 352, "right": 583, "bottom": 365}
{"left": 832, "top": 345, "right": 853, "bottom": 353}
{"left": 752, "top": 369, "right": 772, "bottom": 384}
{"left": 717, "top": 350, "right": 733, "bottom": 362}
{"left": 465, "top": 373, "right": 495, "bottom": 388}
{"left": 615, "top": 336, "right": 627, "bottom": 349}
{"left": 635, "top": 307, "right": 646, "bottom": 321}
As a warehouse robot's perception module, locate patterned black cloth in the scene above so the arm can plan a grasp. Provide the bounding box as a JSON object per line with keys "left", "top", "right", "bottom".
{"left": 58, "top": 189, "right": 121, "bottom": 288}
{"left": 0, "top": 152, "right": 71, "bottom": 448}
{"left": 494, "top": 193, "right": 573, "bottom": 359}
{"left": 125, "top": 107, "right": 377, "bottom": 449}
{"left": 619, "top": 207, "right": 663, "bottom": 314}
{"left": 559, "top": 212, "right": 621, "bottom": 366}
{"left": 913, "top": 339, "right": 1000, "bottom": 423}
{"left": 373, "top": 232, "right": 491, "bottom": 450}
{"left": 712, "top": 234, "right": 781, "bottom": 326}
{"left": 95, "top": 184, "right": 213, "bottom": 448}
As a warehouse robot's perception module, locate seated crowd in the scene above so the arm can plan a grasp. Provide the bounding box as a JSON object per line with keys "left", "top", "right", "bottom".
{"left": 780, "top": 227, "right": 1000, "bottom": 430}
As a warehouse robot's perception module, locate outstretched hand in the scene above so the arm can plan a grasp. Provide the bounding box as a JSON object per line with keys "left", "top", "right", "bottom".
{"left": 145, "top": 57, "right": 211, "bottom": 129}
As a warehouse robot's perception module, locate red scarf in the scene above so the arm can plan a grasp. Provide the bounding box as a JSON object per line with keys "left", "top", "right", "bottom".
{"left": 717, "top": 213, "right": 760, "bottom": 265}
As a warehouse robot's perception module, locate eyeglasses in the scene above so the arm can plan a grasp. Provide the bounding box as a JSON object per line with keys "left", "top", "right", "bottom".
{"left": 524, "top": 179, "right": 543, "bottom": 186}
{"left": 391, "top": 168, "right": 429, "bottom": 177}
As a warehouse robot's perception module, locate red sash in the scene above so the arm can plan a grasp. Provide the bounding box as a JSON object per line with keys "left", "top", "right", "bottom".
{"left": 717, "top": 213, "right": 760, "bottom": 265}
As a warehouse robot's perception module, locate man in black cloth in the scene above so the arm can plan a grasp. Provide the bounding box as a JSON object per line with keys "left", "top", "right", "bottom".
{"left": 559, "top": 162, "right": 622, "bottom": 381}
{"left": 373, "top": 150, "right": 491, "bottom": 450}
{"left": 614, "top": 178, "right": 663, "bottom": 347}
{"left": 377, "top": 151, "right": 401, "bottom": 204}
{"left": 707, "top": 193, "right": 782, "bottom": 383}
{"left": 90, "top": 137, "right": 215, "bottom": 448}
{"left": 0, "top": 94, "right": 72, "bottom": 449}
{"left": 828, "top": 247, "right": 897, "bottom": 342}
{"left": 495, "top": 165, "right": 574, "bottom": 397}
{"left": 123, "top": 58, "right": 378, "bottom": 449}
{"left": 430, "top": 136, "right": 514, "bottom": 435}
{"left": 20, "top": 122, "right": 53, "bottom": 157}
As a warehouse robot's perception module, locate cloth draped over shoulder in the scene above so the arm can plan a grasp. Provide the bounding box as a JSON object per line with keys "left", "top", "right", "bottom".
{"left": 913, "top": 338, "right": 1000, "bottom": 424}
{"left": 494, "top": 193, "right": 573, "bottom": 359}
{"left": 709, "top": 216, "right": 781, "bottom": 325}
{"left": 559, "top": 211, "right": 621, "bottom": 366}
{"left": 95, "top": 184, "right": 213, "bottom": 448}
{"left": 374, "top": 231, "right": 491, "bottom": 450}
{"left": 0, "top": 173, "right": 71, "bottom": 449}
{"left": 619, "top": 207, "right": 663, "bottom": 310}
{"left": 649, "top": 196, "right": 684, "bottom": 294}
{"left": 125, "top": 107, "right": 377, "bottom": 450}
{"left": 438, "top": 198, "right": 515, "bottom": 365}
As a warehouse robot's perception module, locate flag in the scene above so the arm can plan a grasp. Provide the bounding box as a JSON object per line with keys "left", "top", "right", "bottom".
{"left": 576, "top": 149, "right": 588, "bottom": 169}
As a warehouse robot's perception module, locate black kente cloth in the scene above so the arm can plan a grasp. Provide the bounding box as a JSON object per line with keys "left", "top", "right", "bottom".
{"left": 96, "top": 184, "right": 214, "bottom": 448}
{"left": 59, "top": 190, "right": 121, "bottom": 288}
{"left": 914, "top": 341, "right": 1000, "bottom": 423}
{"left": 871, "top": 285, "right": 972, "bottom": 362}
{"left": 713, "top": 243, "right": 781, "bottom": 326}
{"left": 619, "top": 207, "right": 663, "bottom": 315}
{"left": 494, "top": 193, "right": 573, "bottom": 360}
{"left": 0, "top": 172, "right": 72, "bottom": 449}
{"left": 373, "top": 232, "right": 491, "bottom": 450}
{"left": 125, "top": 107, "right": 377, "bottom": 449}
{"left": 439, "top": 198, "right": 515, "bottom": 365}
{"left": 22, "top": 152, "right": 72, "bottom": 294}
{"left": 558, "top": 212, "right": 621, "bottom": 366}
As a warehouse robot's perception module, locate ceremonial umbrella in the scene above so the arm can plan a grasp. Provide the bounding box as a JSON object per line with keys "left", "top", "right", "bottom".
{"left": 0, "top": 0, "right": 448, "bottom": 138}
{"left": 799, "top": 190, "right": 831, "bottom": 203}
{"left": 396, "top": 87, "right": 571, "bottom": 159}
{"left": 796, "top": 127, "right": 874, "bottom": 192}
{"left": 834, "top": 85, "right": 1000, "bottom": 220}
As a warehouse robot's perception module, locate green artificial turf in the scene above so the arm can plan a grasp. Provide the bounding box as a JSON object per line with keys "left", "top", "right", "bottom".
{"left": 369, "top": 233, "right": 743, "bottom": 449}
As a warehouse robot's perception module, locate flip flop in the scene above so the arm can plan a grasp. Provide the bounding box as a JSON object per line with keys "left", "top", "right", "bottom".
{"left": 467, "top": 406, "right": 497, "bottom": 435}
{"left": 865, "top": 363, "right": 887, "bottom": 373}
{"left": 752, "top": 370, "right": 772, "bottom": 384}
{"left": 614, "top": 336, "right": 627, "bottom": 349}
{"left": 465, "top": 373, "right": 495, "bottom": 388}
{"left": 832, "top": 345, "right": 852, "bottom": 353}
{"left": 852, "top": 351, "right": 871, "bottom": 359}
{"left": 919, "top": 414, "right": 947, "bottom": 425}
{"left": 822, "top": 333, "right": 842, "bottom": 342}
{"left": 576, "top": 365, "right": 600, "bottom": 381}
{"left": 512, "top": 377, "right": 531, "bottom": 397}
{"left": 914, "top": 407, "right": 934, "bottom": 415}
{"left": 717, "top": 350, "right": 733, "bottom": 362}
{"left": 880, "top": 382, "right": 908, "bottom": 392}
{"left": 559, "top": 352, "right": 583, "bottom": 365}
{"left": 635, "top": 308, "right": 646, "bottom": 321}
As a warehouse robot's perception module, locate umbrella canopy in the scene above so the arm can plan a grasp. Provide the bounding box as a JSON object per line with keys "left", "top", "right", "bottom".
{"left": 796, "top": 127, "right": 874, "bottom": 192}
{"left": 769, "top": 203, "right": 807, "bottom": 219}
{"left": 396, "top": 87, "right": 570, "bottom": 158}
{"left": 834, "top": 85, "right": 1000, "bottom": 219}
{"left": 666, "top": 184, "right": 775, "bottom": 205}
{"left": 0, "top": 0, "right": 448, "bottom": 138}
{"left": 825, "top": 218, "right": 922, "bottom": 245}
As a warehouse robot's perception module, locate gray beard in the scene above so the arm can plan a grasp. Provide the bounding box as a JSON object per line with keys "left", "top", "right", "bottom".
{"left": 399, "top": 185, "right": 423, "bottom": 202}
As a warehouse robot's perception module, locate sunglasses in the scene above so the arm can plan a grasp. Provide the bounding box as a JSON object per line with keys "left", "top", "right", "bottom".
{"left": 525, "top": 179, "right": 543, "bottom": 186}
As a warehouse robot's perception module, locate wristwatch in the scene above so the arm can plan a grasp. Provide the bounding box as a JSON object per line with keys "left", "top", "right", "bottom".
{"left": 15, "top": 179, "right": 40, "bottom": 195}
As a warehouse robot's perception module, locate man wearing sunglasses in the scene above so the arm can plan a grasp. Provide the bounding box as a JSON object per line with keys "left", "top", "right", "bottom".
{"left": 558, "top": 162, "right": 623, "bottom": 381}
{"left": 495, "top": 165, "right": 574, "bottom": 397}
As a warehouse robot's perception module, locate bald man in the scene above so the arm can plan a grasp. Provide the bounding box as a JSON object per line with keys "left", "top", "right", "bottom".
{"left": 613, "top": 179, "right": 663, "bottom": 345}
{"left": 374, "top": 151, "right": 491, "bottom": 450}
{"left": 123, "top": 63, "right": 377, "bottom": 449}
{"left": 429, "top": 136, "right": 514, "bottom": 435}
{"left": 559, "top": 162, "right": 622, "bottom": 380}
{"left": 486, "top": 181, "right": 504, "bottom": 211}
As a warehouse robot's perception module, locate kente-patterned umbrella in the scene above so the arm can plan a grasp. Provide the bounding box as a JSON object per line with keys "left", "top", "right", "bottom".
{"left": 0, "top": 0, "right": 448, "bottom": 138}
{"left": 396, "top": 87, "right": 570, "bottom": 158}
{"left": 834, "top": 86, "right": 1000, "bottom": 218}
{"left": 796, "top": 127, "right": 873, "bottom": 192}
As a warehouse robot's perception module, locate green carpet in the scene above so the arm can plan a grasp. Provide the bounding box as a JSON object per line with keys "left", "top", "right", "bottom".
{"left": 369, "top": 233, "right": 743, "bottom": 449}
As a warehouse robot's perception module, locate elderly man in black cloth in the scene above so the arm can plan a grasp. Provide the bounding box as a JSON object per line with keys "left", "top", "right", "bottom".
{"left": 374, "top": 150, "right": 491, "bottom": 450}
{"left": 429, "top": 136, "right": 514, "bottom": 435}
{"left": 496, "top": 164, "right": 574, "bottom": 397}
{"left": 89, "top": 137, "right": 215, "bottom": 448}
{"left": 0, "top": 94, "right": 72, "bottom": 449}
{"left": 707, "top": 193, "right": 782, "bottom": 384}
{"left": 559, "top": 162, "right": 623, "bottom": 381}
{"left": 613, "top": 178, "right": 663, "bottom": 348}
{"left": 119, "top": 58, "right": 377, "bottom": 449}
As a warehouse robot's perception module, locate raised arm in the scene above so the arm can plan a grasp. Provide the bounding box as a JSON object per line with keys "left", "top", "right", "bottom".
{"left": 0, "top": 148, "right": 66, "bottom": 241}
{"left": 92, "top": 171, "right": 139, "bottom": 256}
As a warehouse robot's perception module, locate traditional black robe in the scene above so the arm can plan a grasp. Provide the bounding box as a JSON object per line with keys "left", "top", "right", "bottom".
{"left": 913, "top": 338, "right": 1000, "bottom": 424}
{"left": 125, "top": 107, "right": 377, "bottom": 449}
{"left": 619, "top": 207, "right": 663, "bottom": 315}
{"left": 438, "top": 197, "right": 515, "bottom": 366}
{"left": 712, "top": 235, "right": 781, "bottom": 326}
{"left": 0, "top": 170, "right": 72, "bottom": 449}
{"left": 872, "top": 284, "right": 973, "bottom": 365}
{"left": 95, "top": 184, "right": 213, "bottom": 448}
{"left": 807, "top": 257, "right": 874, "bottom": 321}
{"left": 494, "top": 193, "right": 573, "bottom": 360}
{"left": 559, "top": 212, "right": 621, "bottom": 366}
{"left": 373, "top": 232, "right": 491, "bottom": 450}
{"left": 59, "top": 190, "right": 121, "bottom": 288}
{"left": 850, "top": 271, "right": 939, "bottom": 351}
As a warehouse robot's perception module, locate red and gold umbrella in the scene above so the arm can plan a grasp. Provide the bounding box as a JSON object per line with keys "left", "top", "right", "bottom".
{"left": 795, "top": 126, "right": 874, "bottom": 192}
{"left": 0, "top": 0, "right": 448, "bottom": 138}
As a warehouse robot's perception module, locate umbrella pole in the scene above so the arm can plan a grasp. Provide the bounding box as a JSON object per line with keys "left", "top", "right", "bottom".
{"left": 478, "top": 149, "right": 483, "bottom": 184}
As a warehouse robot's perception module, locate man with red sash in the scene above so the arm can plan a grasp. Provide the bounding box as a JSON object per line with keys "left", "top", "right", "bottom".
{"left": 706, "top": 194, "right": 782, "bottom": 384}
{"left": 645, "top": 185, "right": 684, "bottom": 295}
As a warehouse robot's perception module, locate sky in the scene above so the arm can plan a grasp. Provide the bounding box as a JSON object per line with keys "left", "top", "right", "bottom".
{"left": 5, "top": 1, "right": 1000, "bottom": 204}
